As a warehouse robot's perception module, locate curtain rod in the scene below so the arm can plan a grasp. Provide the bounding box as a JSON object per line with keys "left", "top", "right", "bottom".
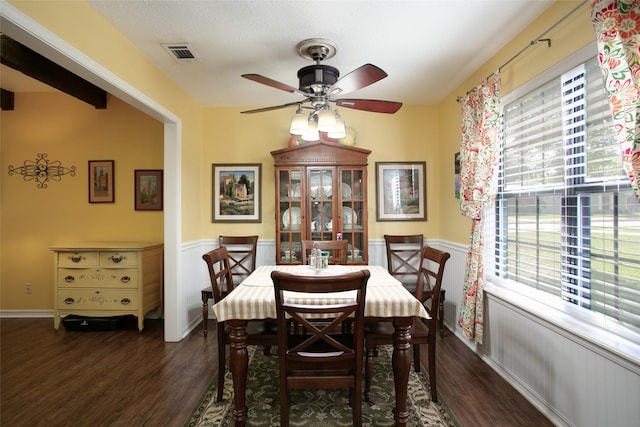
{"left": 457, "top": 0, "right": 589, "bottom": 102}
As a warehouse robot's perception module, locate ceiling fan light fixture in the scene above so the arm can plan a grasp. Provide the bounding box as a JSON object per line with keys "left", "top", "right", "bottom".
{"left": 302, "top": 116, "right": 320, "bottom": 141}
{"left": 317, "top": 108, "right": 336, "bottom": 132}
{"left": 327, "top": 115, "right": 346, "bottom": 139}
{"left": 241, "top": 38, "right": 402, "bottom": 133}
{"left": 289, "top": 106, "right": 308, "bottom": 135}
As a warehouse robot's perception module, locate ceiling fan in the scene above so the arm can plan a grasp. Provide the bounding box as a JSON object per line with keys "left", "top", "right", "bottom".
{"left": 240, "top": 38, "right": 403, "bottom": 118}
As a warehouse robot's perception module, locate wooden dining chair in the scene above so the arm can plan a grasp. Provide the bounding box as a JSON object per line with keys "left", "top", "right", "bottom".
{"left": 384, "top": 234, "right": 424, "bottom": 290}
{"left": 202, "top": 235, "right": 259, "bottom": 337}
{"left": 385, "top": 234, "right": 447, "bottom": 338}
{"left": 300, "top": 239, "right": 348, "bottom": 265}
{"left": 271, "top": 269, "right": 370, "bottom": 427}
{"left": 202, "top": 246, "right": 277, "bottom": 402}
{"left": 364, "top": 245, "right": 450, "bottom": 403}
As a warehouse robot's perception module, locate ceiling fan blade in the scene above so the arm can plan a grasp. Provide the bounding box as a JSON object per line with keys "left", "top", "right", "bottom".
{"left": 336, "top": 99, "right": 402, "bottom": 114}
{"left": 326, "top": 64, "right": 387, "bottom": 96}
{"left": 241, "top": 101, "right": 303, "bottom": 114}
{"left": 242, "top": 74, "right": 308, "bottom": 97}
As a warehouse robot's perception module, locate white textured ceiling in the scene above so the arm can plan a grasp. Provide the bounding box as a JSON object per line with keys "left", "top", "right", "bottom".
{"left": 4, "top": 1, "right": 555, "bottom": 108}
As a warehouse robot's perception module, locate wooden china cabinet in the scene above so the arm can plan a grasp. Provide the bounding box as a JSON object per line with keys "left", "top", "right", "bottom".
{"left": 271, "top": 140, "right": 370, "bottom": 265}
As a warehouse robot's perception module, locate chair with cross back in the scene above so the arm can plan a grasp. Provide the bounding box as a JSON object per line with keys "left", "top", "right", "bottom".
{"left": 201, "top": 235, "right": 259, "bottom": 337}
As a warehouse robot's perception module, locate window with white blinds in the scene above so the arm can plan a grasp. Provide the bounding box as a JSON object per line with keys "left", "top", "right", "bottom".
{"left": 494, "top": 56, "right": 640, "bottom": 335}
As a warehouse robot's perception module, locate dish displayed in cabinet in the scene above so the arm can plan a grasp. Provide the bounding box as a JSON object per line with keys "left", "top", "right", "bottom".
{"left": 282, "top": 207, "right": 301, "bottom": 230}
{"left": 272, "top": 141, "right": 370, "bottom": 265}
{"left": 347, "top": 246, "right": 363, "bottom": 262}
{"left": 344, "top": 224, "right": 364, "bottom": 230}
{"left": 342, "top": 206, "right": 357, "bottom": 227}
{"left": 310, "top": 172, "right": 332, "bottom": 198}
{"left": 288, "top": 183, "right": 301, "bottom": 198}
{"left": 341, "top": 182, "right": 351, "bottom": 198}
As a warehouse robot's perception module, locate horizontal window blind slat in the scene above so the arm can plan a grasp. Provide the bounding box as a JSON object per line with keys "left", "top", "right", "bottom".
{"left": 495, "top": 55, "right": 640, "bottom": 336}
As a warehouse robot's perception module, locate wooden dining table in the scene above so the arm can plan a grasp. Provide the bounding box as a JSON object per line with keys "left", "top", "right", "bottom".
{"left": 211, "top": 264, "right": 430, "bottom": 426}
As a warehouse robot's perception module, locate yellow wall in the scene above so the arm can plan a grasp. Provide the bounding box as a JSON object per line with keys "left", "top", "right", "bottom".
{"left": 436, "top": 1, "right": 595, "bottom": 244}
{"left": 2, "top": 0, "right": 598, "bottom": 312}
{"left": 1, "top": 93, "right": 163, "bottom": 309}
{"left": 201, "top": 105, "right": 441, "bottom": 240}
{"left": 8, "top": 0, "right": 205, "bottom": 242}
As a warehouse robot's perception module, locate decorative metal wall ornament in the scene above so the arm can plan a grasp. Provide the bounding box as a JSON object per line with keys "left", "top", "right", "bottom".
{"left": 8, "top": 153, "right": 76, "bottom": 188}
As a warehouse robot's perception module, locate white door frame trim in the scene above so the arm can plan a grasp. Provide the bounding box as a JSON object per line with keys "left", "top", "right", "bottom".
{"left": 1, "top": 2, "right": 184, "bottom": 341}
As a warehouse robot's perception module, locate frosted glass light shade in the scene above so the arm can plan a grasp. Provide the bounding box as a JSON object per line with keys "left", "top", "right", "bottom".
{"left": 302, "top": 118, "right": 319, "bottom": 141}
{"left": 327, "top": 117, "right": 346, "bottom": 139}
{"left": 317, "top": 109, "right": 336, "bottom": 132}
{"left": 290, "top": 113, "right": 308, "bottom": 135}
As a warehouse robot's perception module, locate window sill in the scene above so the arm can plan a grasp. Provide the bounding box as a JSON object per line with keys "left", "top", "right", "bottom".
{"left": 484, "top": 279, "right": 640, "bottom": 372}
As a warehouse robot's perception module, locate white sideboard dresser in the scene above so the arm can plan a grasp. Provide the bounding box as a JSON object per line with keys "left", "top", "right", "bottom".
{"left": 50, "top": 242, "right": 163, "bottom": 332}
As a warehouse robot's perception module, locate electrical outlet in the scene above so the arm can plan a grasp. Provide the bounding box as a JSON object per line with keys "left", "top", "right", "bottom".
{"left": 25, "top": 283, "right": 32, "bottom": 294}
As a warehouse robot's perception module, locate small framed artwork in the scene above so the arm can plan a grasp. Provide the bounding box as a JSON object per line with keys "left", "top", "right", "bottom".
{"left": 212, "top": 163, "right": 261, "bottom": 223}
{"left": 88, "top": 160, "right": 114, "bottom": 203}
{"left": 376, "top": 161, "right": 426, "bottom": 221}
{"left": 134, "top": 169, "right": 163, "bottom": 211}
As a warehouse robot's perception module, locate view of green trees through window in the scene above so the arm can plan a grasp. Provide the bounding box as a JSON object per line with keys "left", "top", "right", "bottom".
{"left": 494, "top": 56, "right": 640, "bottom": 335}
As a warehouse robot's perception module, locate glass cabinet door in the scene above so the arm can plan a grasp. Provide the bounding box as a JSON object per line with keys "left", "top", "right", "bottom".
{"left": 308, "top": 168, "right": 334, "bottom": 242}
{"left": 273, "top": 141, "right": 370, "bottom": 265}
{"left": 340, "top": 168, "right": 366, "bottom": 264}
{"left": 277, "top": 169, "right": 302, "bottom": 263}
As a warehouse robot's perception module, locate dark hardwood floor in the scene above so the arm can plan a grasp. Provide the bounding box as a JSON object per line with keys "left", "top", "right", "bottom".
{"left": 0, "top": 318, "right": 553, "bottom": 427}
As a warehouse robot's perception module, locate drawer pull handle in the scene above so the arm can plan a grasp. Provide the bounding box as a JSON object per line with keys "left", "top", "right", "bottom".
{"left": 69, "top": 255, "right": 83, "bottom": 263}
{"left": 64, "top": 297, "right": 75, "bottom": 304}
{"left": 64, "top": 275, "right": 75, "bottom": 283}
{"left": 109, "top": 255, "right": 126, "bottom": 264}
{"left": 121, "top": 298, "right": 131, "bottom": 305}
{"left": 121, "top": 276, "right": 131, "bottom": 283}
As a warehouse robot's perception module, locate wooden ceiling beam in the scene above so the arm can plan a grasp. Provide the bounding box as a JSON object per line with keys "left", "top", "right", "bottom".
{"left": 1, "top": 88, "right": 15, "bottom": 110}
{"left": 0, "top": 34, "right": 107, "bottom": 109}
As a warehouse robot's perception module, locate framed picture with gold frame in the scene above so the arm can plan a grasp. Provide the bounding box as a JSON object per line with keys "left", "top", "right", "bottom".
{"left": 212, "top": 163, "right": 261, "bottom": 222}
{"left": 88, "top": 160, "right": 114, "bottom": 203}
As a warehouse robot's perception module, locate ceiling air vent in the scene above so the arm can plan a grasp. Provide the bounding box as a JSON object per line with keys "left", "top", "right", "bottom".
{"left": 162, "top": 43, "right": 199, "bottom": 63}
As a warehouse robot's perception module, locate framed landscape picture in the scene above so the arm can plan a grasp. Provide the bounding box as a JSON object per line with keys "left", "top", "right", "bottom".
{"left": 88, "top": 160, "right": 114, "bottom": 203}
{"left": 212, "top": 163, "right": 261, "bottom": 222}
{"left": 134, "top": 169, "right": 163, "bottom": 211}
{"left": 375, "top": 161, "right": 426, "bottom": 221}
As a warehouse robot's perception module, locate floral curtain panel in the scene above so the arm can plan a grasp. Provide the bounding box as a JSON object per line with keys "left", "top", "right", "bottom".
{"left": 591, "top": 0, "right": 640, "bottom": 202}
{"left": 457, "top": 73, "right": 501, "bottom": 344}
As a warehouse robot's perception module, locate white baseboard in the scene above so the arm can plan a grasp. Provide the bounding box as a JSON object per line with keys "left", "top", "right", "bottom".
{"left": 445, "top": 326, "right": 569, "bottom": 426}
{"left": 0, "top": 310, "right": 53, "bottom": 318}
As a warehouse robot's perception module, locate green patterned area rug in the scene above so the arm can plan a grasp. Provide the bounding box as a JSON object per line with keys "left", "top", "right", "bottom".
{"left": 185, "top": 345, "right": 459, "bottom": 427}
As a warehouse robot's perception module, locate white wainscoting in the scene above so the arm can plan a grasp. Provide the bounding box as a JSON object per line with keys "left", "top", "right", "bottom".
{"left": 433, "top": 241, "right": 640, "bottom": 427}
{"left": 187, "top": 238, "right": 468, "bottom": 337}
{"left": 434, "top": 240, "right": 468, "bottom": 332}
{"left": 182, "top": 238, "right": 640, "bottom": 427}
{"left": 485, "top": 293, "right": 640, "bottom": 427}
